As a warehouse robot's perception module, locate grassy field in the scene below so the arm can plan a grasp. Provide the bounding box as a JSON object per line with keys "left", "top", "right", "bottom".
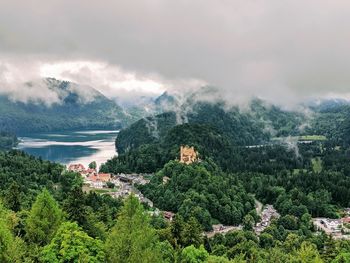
{"left": 272, "top": 135, "right": 327, "bottom": 142}
{"left": 311, "top": 157, "right": 323, "bottom": 173}
{"left": 82, "top": 185, "right": 119, "bottom": 194}
{"left": 299, "top": 135, "right": 327, "bottom": 141}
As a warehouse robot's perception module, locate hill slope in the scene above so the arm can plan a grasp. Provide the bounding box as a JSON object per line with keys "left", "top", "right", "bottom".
{"left": 0, "top": 78, "right": 130, "bottom": 133}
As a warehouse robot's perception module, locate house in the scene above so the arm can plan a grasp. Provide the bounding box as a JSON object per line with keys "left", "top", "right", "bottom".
{"left": 163, "top": 211, "right": 175, "bottom": 221}
{"left": 314, "top": 218, "right": 342, "bottom": 234}
{"left": 180, "top": 146, "right": 198, "bottom": 165}
{"left": 324, "top": 219, "right": 342, "bottom": 231}
{"left": 97, "top": 173, "right": 112, "bottom": 182}
{"left": 342, "top": 217, "right": 350, "bottom": 224}
{"left": 254, "top": 205, "right": 280, "bottom": 235}
{"left": 212, "top": 224, "right": 225, "bottom": 232}
{"left": 68, "top": 164, "right": 86, "bottom": 173}
{"left": 85, "top": 173, "right": 112, "bottom": 189}
{"left": 163, "top": 176, "right": 170, "bottom": 185}
{"left": 81, "top": 168, "right": 97, "bottom": 178}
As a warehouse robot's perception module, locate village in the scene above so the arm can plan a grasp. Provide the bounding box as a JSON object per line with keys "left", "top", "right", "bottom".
{"left": 68, "top": 163, "right": 154, "bottom": 207}
{"left": 67, "top": 146, "right": 200, "bottom": 209}
{"left": 205, "top": 203, "right": 281, "bottom": 238}
{"left": 68, "top": 146, "right": 350, "bottom": 240}
{"left": 313, "top": 211, "right": 350, "bottom": 240}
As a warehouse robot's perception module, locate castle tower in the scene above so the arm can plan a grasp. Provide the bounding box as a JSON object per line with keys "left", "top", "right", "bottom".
{"left": 180, "top": 145, "right": 198, "bottom": 164}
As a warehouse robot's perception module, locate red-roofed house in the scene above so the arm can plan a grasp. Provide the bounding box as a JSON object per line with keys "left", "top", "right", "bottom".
{"left": 342, "top": 217, "right": 350, "bottom": 224}
{"left": 68, "top": 164, "right": 86, "bottom": 173}
{"left": 98, "top": 173, "right": 112, "bottom": 182}
{"left": 85, "top": 173, "right": 112, "bottom": 189}
{"left": 81, "top": 168, "right": 97, "bottom": 177}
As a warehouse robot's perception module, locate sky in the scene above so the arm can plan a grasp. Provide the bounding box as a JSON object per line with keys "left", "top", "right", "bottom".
{"left": 0, "top": 0, "right": 350, "bottom": 106}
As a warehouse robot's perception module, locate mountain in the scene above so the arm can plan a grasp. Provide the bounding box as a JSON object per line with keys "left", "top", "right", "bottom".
{"left": 115, "top": 91, "right": 312, "bottom": 154}
{"left": 0, "top": 78, "right": 130, "bottom": 133}
{"left": 116, "top": 101, "right": 270, "bottom": 154}
{"left": 249, "top": 98, "right": 307, "bottom": 137}
{"left": 0, "top": 132, "right": 18, "bottom": 150}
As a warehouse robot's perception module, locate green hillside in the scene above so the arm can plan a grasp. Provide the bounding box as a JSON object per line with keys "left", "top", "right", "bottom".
{"left": 0, "top": 78, "right": 130, "bottom": 133}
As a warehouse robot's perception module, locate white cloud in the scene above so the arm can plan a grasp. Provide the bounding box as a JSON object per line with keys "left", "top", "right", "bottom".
{"left": 1, "top": 1, "right": 350, "bottom": 106}
{"left": 39, "top": 61, "right": 166, "bottom": 98}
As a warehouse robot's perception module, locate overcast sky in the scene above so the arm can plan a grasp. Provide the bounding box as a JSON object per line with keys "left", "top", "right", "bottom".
{"left": 1, "top": 0, "right": 350, "bottom": 106}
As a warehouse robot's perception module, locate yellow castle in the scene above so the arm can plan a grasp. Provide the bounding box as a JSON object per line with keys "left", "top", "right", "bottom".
{"left": 180, "top": 145, "right": 198, "bottom": 165}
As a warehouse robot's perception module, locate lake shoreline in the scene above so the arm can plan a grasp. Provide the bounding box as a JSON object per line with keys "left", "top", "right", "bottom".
{"left": 17, "top": 130, "right": 119, "bottom": 169}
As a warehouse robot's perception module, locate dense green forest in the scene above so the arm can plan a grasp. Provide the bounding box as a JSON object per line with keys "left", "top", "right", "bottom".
{"left": 2, "top": 150, "right": 350, "bottom": 262}
{"left": 139, "top": 160, "right": 256, "bottom": 231}
{"left": 95, "top": 98, "right": 350, "bottom": 262}
{"left": 0, "top": 131, "right": 18, "bottom": 150}
{"left": 116, "top": 101, "right": 270, "bottom": 154}
{"left": 4, "top": 96, "right": 350, "bottom": 261}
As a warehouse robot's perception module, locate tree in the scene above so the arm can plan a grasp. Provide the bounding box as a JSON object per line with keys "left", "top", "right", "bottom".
{"left": 283, "top": 233, "right": 302, "bottom": 253}
{"left": 181, "top": 245, "right": 209, "bottom": 263}
{"left": 89, "top": 161, "right": 97, "bottom": 170}
{"left": 259, "top": 233, "right": 274, "bottom": 248}
{"left": 294, "top": 242, "right": 323, "bottom": 263}
{"left": 40, "top": 222, "right": 105, "bottom": 262}
{"left": 0, "top": 220, "right": 26, "bottom": 263}
{"left": 25, "top": 189, "right": 63, "bottom": 246}
{"left": 4, "top": 181, "right": 21, "bottom": 212}
{"left": 0, "top": 204, "right": 25, "bottom": 262}
{"left": 105, "top": 195, "right": 163, "bottom": 263}
{"left": 106, "top": 181, "right": 115, "bottom": 189}
{"left": 181, "top": 217, "right": 204, "bottom": 248}
{"left": 278, "top": 215, "right": 298, "bottom": 230}
{"left": 333, "top": 252, "right": 350, "bottom": 263}
{"left": 243, "top": 214, "right": 255, "bottom": 231}
{"left": 63, "top": 186, "right": 87, "bottom": 225}
{"left": 171, "top": 214, "right": 186, "bottom": 247}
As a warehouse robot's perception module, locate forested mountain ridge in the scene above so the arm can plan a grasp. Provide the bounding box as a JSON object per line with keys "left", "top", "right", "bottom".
{"left": 0, "top": 131, "right": 18, "bottom": 150}
{"left": 116, "top": 90, "right": 350, "bottom": 158}
{"left": 116, "top": 100, "right": 270, "bottom": 154}
{"left": 0, "top": 78, "right": 131, "bottom": 133}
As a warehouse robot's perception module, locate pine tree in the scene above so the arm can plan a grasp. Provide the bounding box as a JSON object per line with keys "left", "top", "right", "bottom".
{"left": 63, "top": 186, "right": 87, "bottom": 225}
{"left": 4, "top": 181, "right": 21, "bottom": 212}
{"left": 40, "top": 222, "right": 105, "bottom": 262}
{"left": 105, "top": 195, "right": 163, "bottom": 263}
{"left": 171, "top": 214, "right": 186, "bottom": 247}
{"left": 25, "top": 189, "right": 63, "bottom": 246}
{"left": 243, "top": 214, "right": 255, "bottom": 231}
{"left": 181, "top": 217, "right": 203, "bottom": 248}
{"left": 0, "top": 203, "right": 25, "bottom": 262}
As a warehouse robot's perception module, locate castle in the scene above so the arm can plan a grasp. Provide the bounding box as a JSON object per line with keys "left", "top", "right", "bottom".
{"left": 180, "top": 145, "right": 198, "bottom": 165}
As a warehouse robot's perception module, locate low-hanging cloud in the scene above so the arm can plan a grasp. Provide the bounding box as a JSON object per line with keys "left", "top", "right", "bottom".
{"left": 1, "top": 0, "right": 350, "bottom": 106}
{"left": 0, "top": 60, "right": 62, "bottom": 106}
{"left": 0, "top": 60, "right": 106, "bottom": 105}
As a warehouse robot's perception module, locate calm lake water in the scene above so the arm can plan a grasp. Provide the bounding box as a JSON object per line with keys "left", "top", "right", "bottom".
{"left": 17, "top": 130, "right": 119, "bottom": 169}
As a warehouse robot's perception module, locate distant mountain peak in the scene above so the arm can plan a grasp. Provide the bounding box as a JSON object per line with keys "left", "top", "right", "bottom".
{"left": 43, "top": 78, "right": 104, "bottom": 105}
{"left": 0, "top": 78, "right": 132, "bottom": 133}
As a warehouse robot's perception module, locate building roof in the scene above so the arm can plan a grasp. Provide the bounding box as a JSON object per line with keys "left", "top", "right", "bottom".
{"left": 97, "top": 173, "right": 112, "bottom": 182}
{"left": 68, "top": 163, "right": 86, "bottom": 171}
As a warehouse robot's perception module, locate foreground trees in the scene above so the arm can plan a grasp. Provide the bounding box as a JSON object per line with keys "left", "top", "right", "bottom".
{"left": 4, "top": 148, "right": 350, "bottom": 262}
{"left": 41, "top": 222, "right": 105, "bottom": 262}
{"left": 25, "top": 189, "right": 63, "bottom": 246}
{"left": 0, "top": 203, "right": 26, "bottom": 262}
{"left": 105, "top": 195, "right": 164, "bottom": 263}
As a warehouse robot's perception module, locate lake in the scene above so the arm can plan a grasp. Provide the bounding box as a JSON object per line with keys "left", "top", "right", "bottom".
{"left": 17, "top": 130, "right": 119, "bottom": 169}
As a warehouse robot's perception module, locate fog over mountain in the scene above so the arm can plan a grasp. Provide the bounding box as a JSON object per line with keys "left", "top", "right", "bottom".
{"left": 1, "top": 1, "right": 350, "bottom": 108}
